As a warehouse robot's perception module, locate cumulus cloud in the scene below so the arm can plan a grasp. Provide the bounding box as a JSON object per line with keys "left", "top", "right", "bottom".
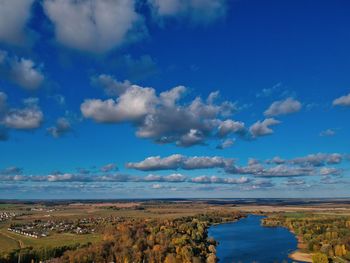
{"left": 127, "top": 152, "right": 345, "bottom": 179}
{"left": 126, "top": 154, "right": 233, "bottom": 171}
{"left": 82, "top": 77, "right": 243, "bottom": 146}
{"left": 47, "top": 117, "right": 72, "bottom": 138}
{"left": 0, "top": 92, "right": 43, "bottom": 131}
{"left": 264, "top": 97, "right": 302, "bottom": 116}
{"left": 217, "top": 120, "right": 245, "bottom": 137}
{"left": 226, "top": 162, "right": 315, "bottom": 178}
{"left": 81, "top": 85, "right": 157, "bottom": 123}
{"left": 148, "top": 0, "right": 227, "bottom": 24}
{"left": 2, "top": 107, "right": 43, "bottom": 130}
{"left": 290, "top": 153, "right": 343, "bottom": 167}
{"left": 225, "top": 153, "right": 345, "bottom": 178}
{"left": 266, "top": 153, "right": 343, "bottom": 168}
{"left": 0, "top": 173, "right": 131, "bottom": 183}
{"left": 0, "top": 172, "right": 249, "bottom": 186}
{"left": 143, "top": 173, "right": 187, "bottom": 182}
{"left": 216, "top": 138, "right": 235, "bottom": 149}
{"left": 333, "top": 93, "right": 350, "bottom": 107}
{"left": 191, "top": 176, "right": 250, "bottom": 184}
{"left": 43, "top": 0, "right": 144, "bottom": 53}
{"left": 0, "top": 0, "right": 34, "bottom": 45}
{"left": 0, "top": 51, "right": 44, "bottom": 90}
{"left": 10, "top": 58, "right": 44, "bottom": 89}
{"left": 249, "top": 118, "right": 280, "bottom": 138}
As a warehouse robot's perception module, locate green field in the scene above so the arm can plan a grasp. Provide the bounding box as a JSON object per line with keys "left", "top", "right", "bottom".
{"left": 0, "top": 227, "right": 101, "bottom": 252}
{"left": 0, "top": 233, "right": 19, "bottom": 252}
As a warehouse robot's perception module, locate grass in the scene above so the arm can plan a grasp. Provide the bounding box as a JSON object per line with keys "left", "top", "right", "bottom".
{"left": 0, "top": 226, "right": 102, "bottom": 252}
{"left": 284, "top": 212, "right": 307, "bottom": 218}
{"left": 0, "top": 233, "right": 19, "bottom": 252}
{"left": 16, "top": 232, "right": 102, "bottom": 248}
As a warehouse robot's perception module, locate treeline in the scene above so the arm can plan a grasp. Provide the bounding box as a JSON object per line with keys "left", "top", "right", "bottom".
{"left": 0, "top": 211, "right": 244, "bottom": 263}
{"left": 262, "top": 213, "right": 350, "bottom": 262}
{"left": 0, "top": 243, "right": 84, "bottom": 263}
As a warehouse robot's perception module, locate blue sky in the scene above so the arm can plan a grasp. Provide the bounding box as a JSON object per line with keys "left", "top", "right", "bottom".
{"left": 0, "top": 0, "right": 350, "bottom": 199}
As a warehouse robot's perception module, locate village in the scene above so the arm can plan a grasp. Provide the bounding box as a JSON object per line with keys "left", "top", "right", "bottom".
{"left": 0, "top": 211, "right": 18, "bottom": 222}
{"left": 7, "top": 215, "right": 125, "bottom": 239}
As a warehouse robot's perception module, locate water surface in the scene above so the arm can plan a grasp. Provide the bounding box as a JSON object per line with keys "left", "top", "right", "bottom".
{"left": 208, "top": 215, "right": 299, "bottom": 263}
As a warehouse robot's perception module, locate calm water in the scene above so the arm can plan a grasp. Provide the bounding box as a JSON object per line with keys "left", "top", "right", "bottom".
{"left": 208, "top": 215, "right": 299, "bottom": 263}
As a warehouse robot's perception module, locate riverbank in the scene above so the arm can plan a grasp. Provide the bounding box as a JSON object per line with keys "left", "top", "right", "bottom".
{"left": 289, "top": 251, "right": 312, "bottom": 262}
{"left": 288, "top": 234, "right": 312, "bottom": 262}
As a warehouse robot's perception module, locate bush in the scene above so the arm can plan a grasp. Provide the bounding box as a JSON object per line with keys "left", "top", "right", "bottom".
{"left": 312, "top": 253, "right": 329, "bottom": 263}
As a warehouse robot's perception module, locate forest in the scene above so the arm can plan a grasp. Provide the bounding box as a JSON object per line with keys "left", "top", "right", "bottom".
{"left": 262, "top": 213, "right": 350, "bottom": 262}
{"left": 0, "top": 211, "right": 244, "bottom": 263}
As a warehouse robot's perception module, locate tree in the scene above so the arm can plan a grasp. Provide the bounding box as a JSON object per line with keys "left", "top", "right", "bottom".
{"left": 312, "top": 253, "right": 329, "bottom": 263}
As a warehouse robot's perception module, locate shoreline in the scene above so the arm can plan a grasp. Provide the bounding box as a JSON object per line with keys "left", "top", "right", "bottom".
{"left": 289, "top": 250, "right": 312, "bottom": 263}
{"left": 288, "top": 233, "right": 312, "bottom": 262}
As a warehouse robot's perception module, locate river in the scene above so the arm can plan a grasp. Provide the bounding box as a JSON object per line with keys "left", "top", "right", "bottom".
{"left": 208, "top": 214, "right": 300, "bottom": 263}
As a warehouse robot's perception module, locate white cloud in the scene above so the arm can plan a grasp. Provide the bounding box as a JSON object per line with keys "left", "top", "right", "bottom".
{"left": 290, "top": 153, "right": 343, "bottom": 167}
{"left": 264, "top": 97, "right": 302, "bottom": 117}
{"left": 216, "top": 138, "right": 235, "bottom": 149}
{"left": 47, "top": 117, "right": 72, "bottom": 138}
{"left": 3, "top": 107, "right": 43, "bottom": 130}
{"left": 177, "top": 129, "right": 205, "bottom": 147}
{"left": 333, "top": 93, "right": 350, "bottom": 107}
{"left": 43, "top": 0, "right": 144, "bottom": 53}
{"left": 82, "top": 76, "right": 241, "bottom": 146}
{"left": 249, "top": 118, "right": 280, "bottom": 138}
{"left": 0, "top": 51, "right": 44, "bottom": 90}
{"left": 81, "top": 84, "right": 157, "bottom": 123}
{"left": 144, "top": 173, "right": 187, "bottom": 182}
{"left": 0, "top": 92, "right": 43, "bottom": 130}
{"left": 10, "top": 58, "right": 44, "bottom": 90}
{"left": 148, "top": 0, "right": 227, "bottom": 24}
{"left": 0, "top": 0, "right": 34, "bottom": 45}
{"left": 217, "top": 119, "right": 245, "bottom": 137}
{"left": 126, "top": 154, "right": 233, "bottom": 171}
{"left": 227, "top": 163, "right": 315, "bottom": 178}
{"left": 126, "top": 154, "right": 183, "bottom": 171}
{"left": 191, "top": 175, "right": 249, "bottom": 184}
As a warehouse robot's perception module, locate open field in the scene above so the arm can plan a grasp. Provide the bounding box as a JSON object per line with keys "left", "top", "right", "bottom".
{"left": 0, "top": 228, "right": 101, "bottom": 250}
{"left": 0, "top": 232, "right": 19, "bottom": 252}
